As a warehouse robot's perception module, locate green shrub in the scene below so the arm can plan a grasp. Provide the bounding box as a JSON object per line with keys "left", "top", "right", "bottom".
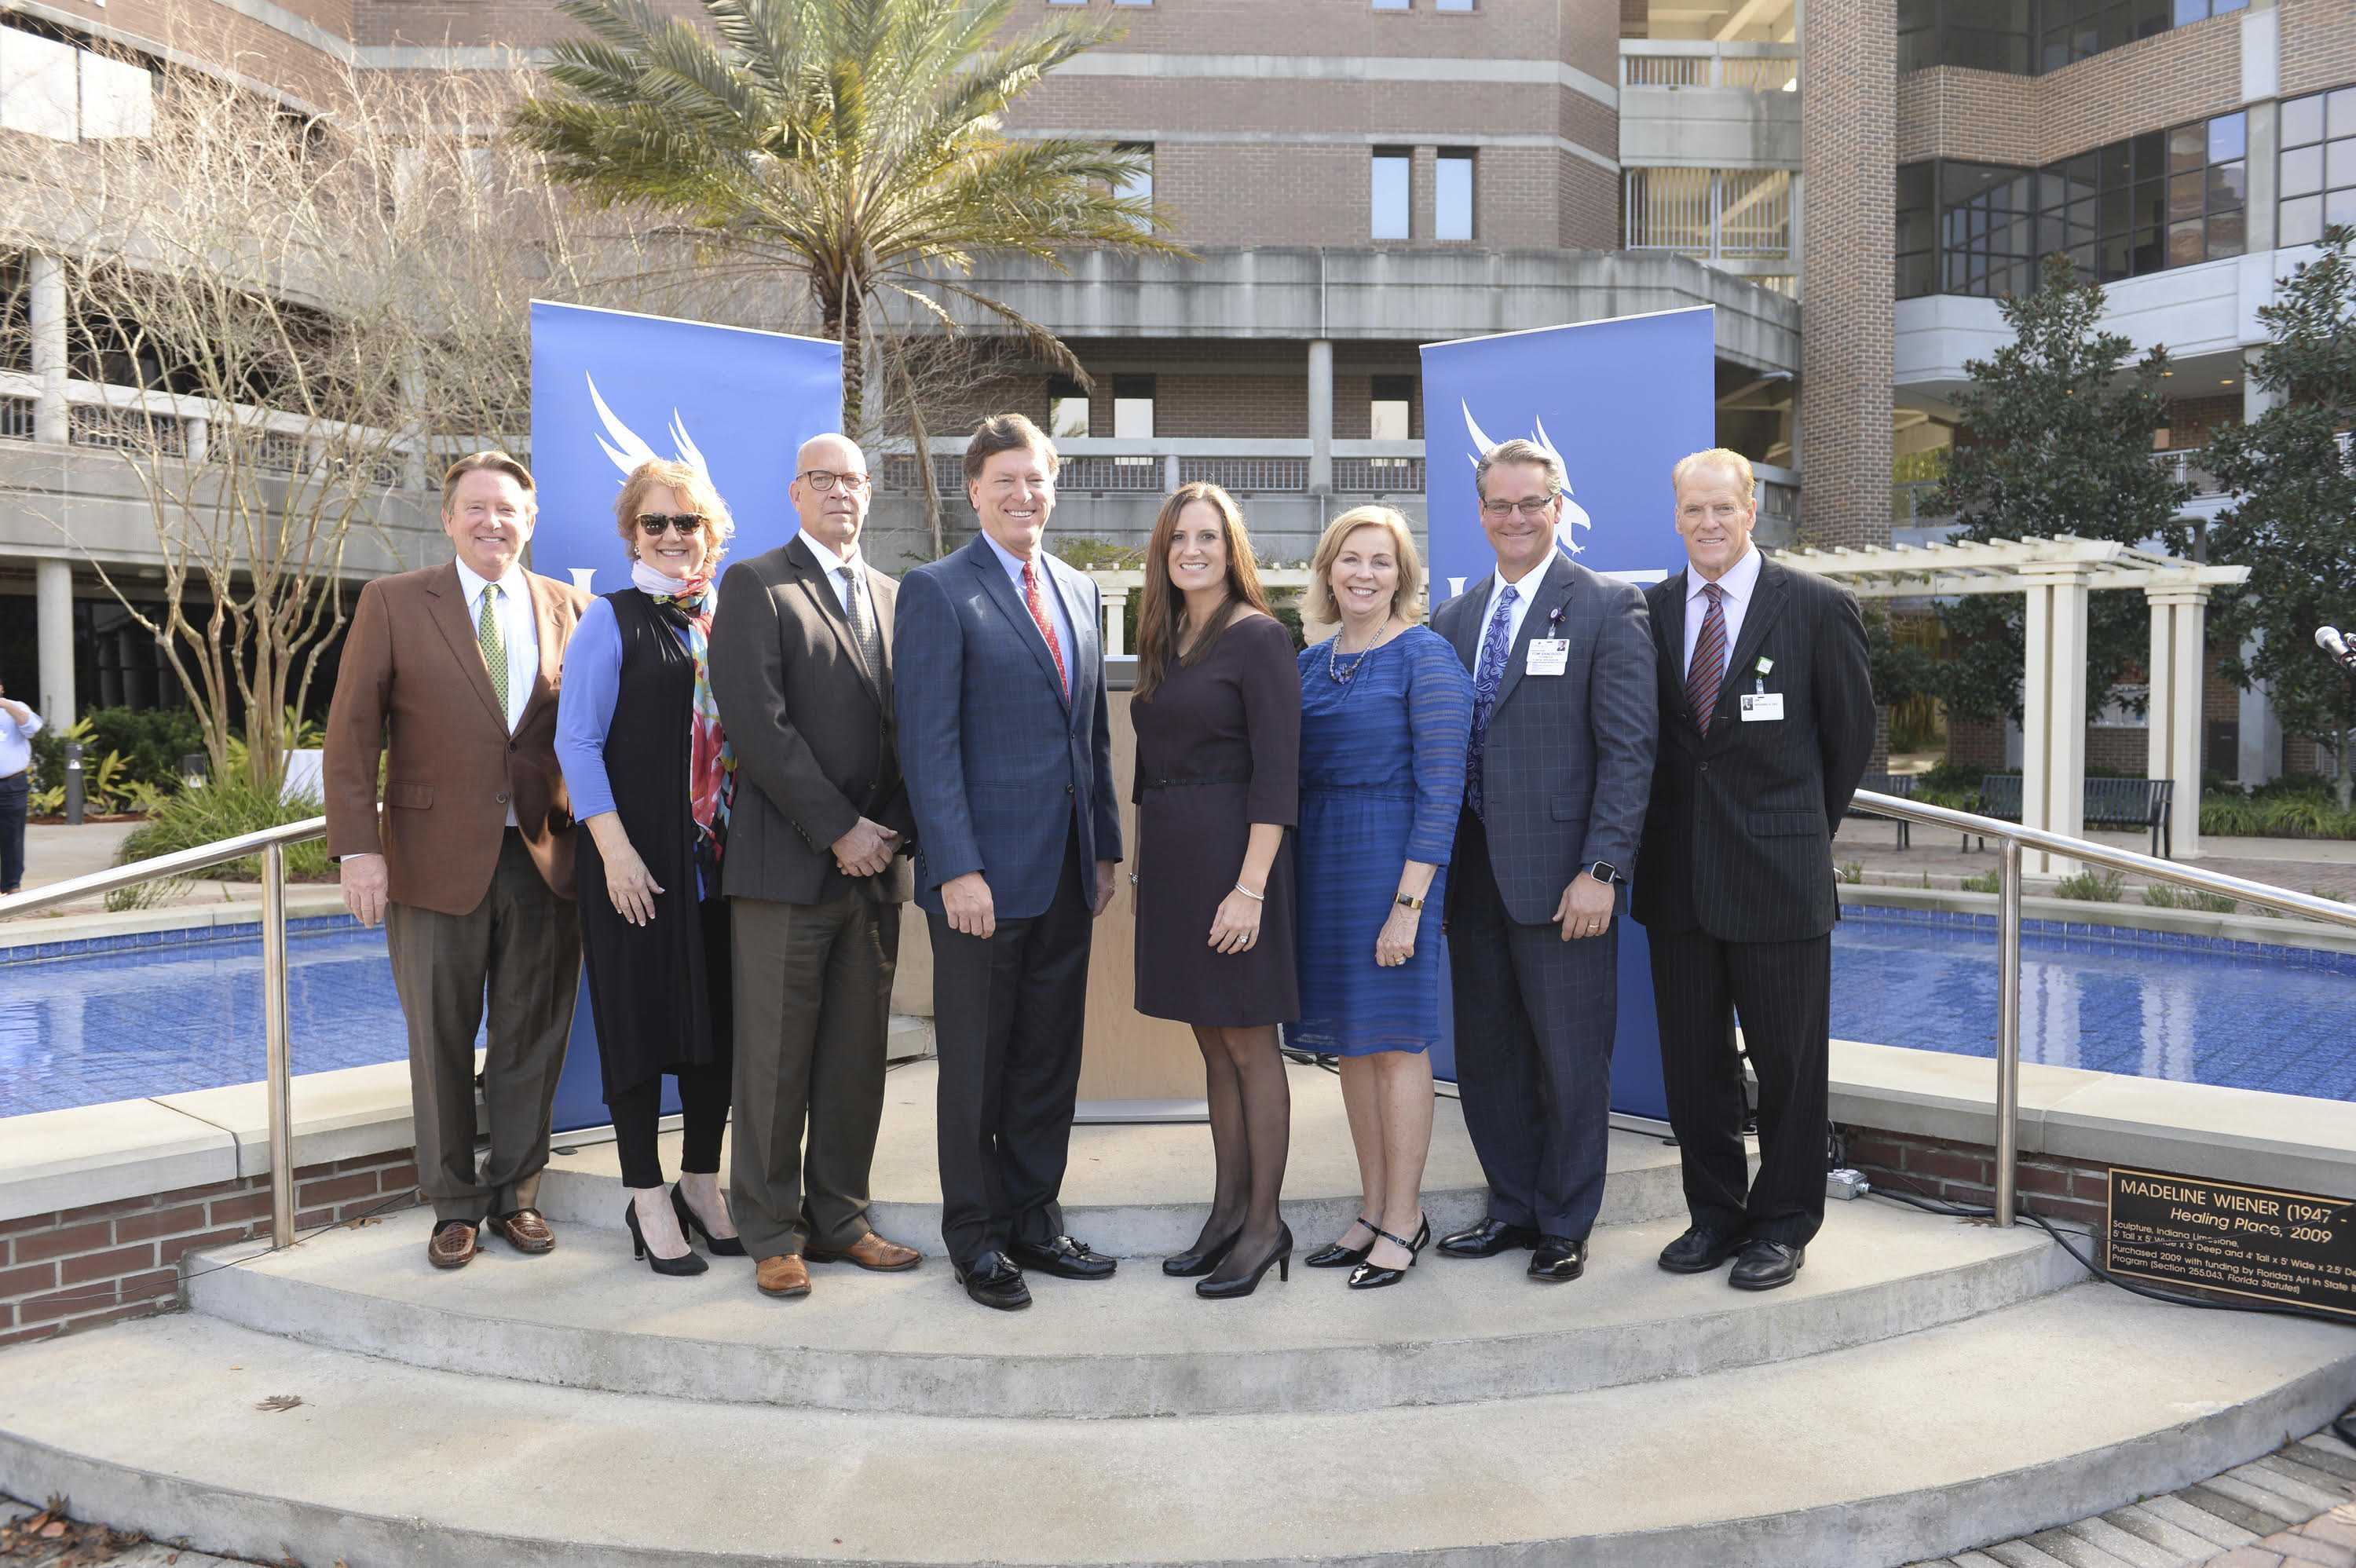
{"left": 2053, "top": 868, "right": 2125, "bottom": 902}
{"left": 1912, "top": 761, "right": 1986, "bottom": 811}
{"left": 1959, "top": 870, "right": 2002, "bottom": 894}
{"left": 2199, "top": 775, "right": 2356, "bottom": 839}
{"left": 105, "top": 776, "right": 330, "bottom": 911}
{"left": 31, "top": 706, "right": 207, "bottom": 797}
{"left": 2141, "top": 883, "right": 2235, "bottom": 913}
{"left": 1838, "top": 861, "right": 1864, "bottom": 885}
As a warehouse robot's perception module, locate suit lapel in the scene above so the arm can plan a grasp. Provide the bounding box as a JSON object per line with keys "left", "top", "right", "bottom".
{"left": 968, "top": 536, "right": 1071, "bottom": 712}
{"left": 425, "top": 562, "right": 507, "bottom": 731}
{"left": 1705, "top": 555, "right": 1791, "bottom": 745}
{"left": 1658, "top": 570, "right": 1700, "bottom": 737}
{"left": 1488, "top": 554, "right": 1575, "bottom": 718}
{"left": 517, "top": 572, "right": 567, "bottom": 731}
{"left": 1440, "top": 587, "right": 1482, "bottom": 672}
{"left": 790, "top": 533, "right": 883, "bottom": 706}
{"left": 1047, "top": 557, "right": 1092, "bottom": 715}
{"left": 866, "top": 566, "right": 897, "bottom": 708}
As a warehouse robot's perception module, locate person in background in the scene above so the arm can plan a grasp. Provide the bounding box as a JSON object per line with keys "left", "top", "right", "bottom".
{"left": 1634, "top": 447, "right": 1874, "bottom": 1292}
{"left": 0, "top": 681, "right": 42, "bottom": 897}
{"left": 555, "top": 457, "right": 742, "bottom": 1278}
{"left": 709, "top": 433, "right": 924, "bottom": 1303}
{"left": 1433, "top": 439, "right": 1657, "bottom": 1285}
{"left": 1129, "top": 482, "right": 1301, "bottom": 1300}
{"left": 324, "top": 451, "right": 591, "bottom": 1271}
{"left": 894, "top": 413, "right": 1122, "bottom": 1314}
{"left": 1290, "top": 506, "right": 1471, "bottom": 1291}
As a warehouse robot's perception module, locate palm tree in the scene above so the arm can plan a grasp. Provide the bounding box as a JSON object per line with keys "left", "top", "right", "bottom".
{"left": 511, "top": 0, "right": 1184, "bottom": 433}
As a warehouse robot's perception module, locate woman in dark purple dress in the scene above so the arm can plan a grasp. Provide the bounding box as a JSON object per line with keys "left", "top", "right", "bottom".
{"left": 1130, "top": 482, "right": 1301, "bottom": 1299}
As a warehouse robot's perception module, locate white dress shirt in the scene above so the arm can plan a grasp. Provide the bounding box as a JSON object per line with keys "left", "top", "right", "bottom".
{"left": 982, "top": 531, "right": 1075, "bottom": 682}
{"left": 1681, "top": 540, "right": 1762, "bottom": 685}
{"left": 1476, "top": 556, "right": 1552, "bottom": 678}
{"left": 455, "top": 557, "right": 538, "bottom": 829}
{"left": 0, "top": 701, "right": 42, "bottom": 780}
{"left": 801, "top": 531, "right": 866, "bottom": 616}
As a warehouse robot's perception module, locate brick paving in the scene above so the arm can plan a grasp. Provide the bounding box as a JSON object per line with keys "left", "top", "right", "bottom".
{"left": 1832, "top": 824, "right": 2356, "bottom": 908}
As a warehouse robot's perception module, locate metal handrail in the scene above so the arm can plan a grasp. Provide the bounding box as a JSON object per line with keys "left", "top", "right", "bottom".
{"left": 0, "top": 816, "right": 324, "bottom": 1249}
{"left": 1847, "top": 788, "right": 2356, "bottom": 1226}
{"left": 5, "top": 795, "right": 2355, "bottom": 1244}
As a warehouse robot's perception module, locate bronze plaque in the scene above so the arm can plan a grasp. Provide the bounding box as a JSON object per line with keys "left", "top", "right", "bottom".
{"left": 2106, "top": 1167, "right": 2356, "bottom": 1318}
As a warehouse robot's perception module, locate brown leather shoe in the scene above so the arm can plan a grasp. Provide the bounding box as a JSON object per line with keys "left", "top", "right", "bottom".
{"left": 807, "top": 1232, "right": 923, "bottom": 1272}
{"left": 427, "top": 1219, "right": 479, "bottom": 1270}
{"left": 485, "top": 1208, "right": 555, "bottom": 1255}
{"left": 756, "top": 1255, "right": 811, "bottom": 1298}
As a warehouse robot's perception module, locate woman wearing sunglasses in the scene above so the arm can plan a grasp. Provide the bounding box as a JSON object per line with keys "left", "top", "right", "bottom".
{"left": 554, "top": 459, "right": 744, "bottom": 1277}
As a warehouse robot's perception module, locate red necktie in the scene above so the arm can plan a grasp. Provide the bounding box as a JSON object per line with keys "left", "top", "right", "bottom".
{"left": 1023, "top": 562, "right": 1069, "bottom": 696}
{"left": 1686, "top": 582, "right": 1727, "bottom": 733}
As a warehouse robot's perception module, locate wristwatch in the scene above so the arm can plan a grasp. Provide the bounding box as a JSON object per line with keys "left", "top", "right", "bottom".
{"left": 1585, "top": 861, "right": 1622, "bottom": 886}
{"left": 1395, "top": 892, "right": 1425, "bottom": 911}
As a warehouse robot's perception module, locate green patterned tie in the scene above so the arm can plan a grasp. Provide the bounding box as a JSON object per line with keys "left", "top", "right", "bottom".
{"left": 477, "top": 583, "right": 508, "bottom": 719}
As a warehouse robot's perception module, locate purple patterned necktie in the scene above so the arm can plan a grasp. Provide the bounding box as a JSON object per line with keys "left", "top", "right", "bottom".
{"left": 1687, "top": 582, "right": 1728, "bottom": 734}
{"left": 1465, "top": 584, "right": 1518, "bottom": 819}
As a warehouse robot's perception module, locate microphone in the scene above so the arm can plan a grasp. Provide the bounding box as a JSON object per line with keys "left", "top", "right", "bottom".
{"left": 2319, "top": 627, "right": 2356, "bottom": 671}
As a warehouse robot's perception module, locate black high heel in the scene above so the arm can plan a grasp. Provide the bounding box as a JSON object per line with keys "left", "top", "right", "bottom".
{"left": 1196, "top": 1223, "right": 1293, "bottom": 1299}
{"left": 671, "top": 1183, "right": 746, "bottom": 1257}
{"left": 1304, "top": 1215, "right": 1377, "bottom": 1269}
{"left": 1163, "top": 1226, "right": 1242, "bottom": 1277}
{"left": 1347, "top": 1213, "right": 1429, "bottom": 1291}
{"left": 624, "top": 1200, "right": 708, "bottom": 1277}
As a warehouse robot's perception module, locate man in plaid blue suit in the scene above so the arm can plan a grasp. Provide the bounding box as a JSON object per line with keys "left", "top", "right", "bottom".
{"left": 894, "top": 414, "right": 1124, "bottom": 1313}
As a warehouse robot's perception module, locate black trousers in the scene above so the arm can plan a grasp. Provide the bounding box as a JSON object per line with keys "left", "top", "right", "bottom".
{"left": 0, "top": 771, "right": 26, "bottom": 894}
{"left": 609, "top": 1061, "right": 732, "bottom": 1190}
{"left": 928, "top": 819, "right": 1094, "bottom": 1271}
{"left": 1647, "top": 927, "right": 1831, "bottom": 1248}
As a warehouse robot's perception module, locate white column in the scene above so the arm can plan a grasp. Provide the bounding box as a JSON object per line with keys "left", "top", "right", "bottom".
{"left": 29, "top": 254, "right": 68, "bottom": 447}
{"left": 35, "top": 557, "right": 75, "bottom": 726}
{"left": 1102, "top": 587, "right": 1130, "bottom": 657}
{"left": 183, "top": 414, "right": 207, "bottom": 466}
{"left": 1307, "top": 338, "right": 1333, "bottom": 497}
{"left": 2146, "top": 585, "right": 2211, "bottom": 860}
{"left": 2021, "top": 569, "right": 2090, "bottom": 873}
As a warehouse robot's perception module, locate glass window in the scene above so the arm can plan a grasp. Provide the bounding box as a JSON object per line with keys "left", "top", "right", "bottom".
{"left": 2206, "top": 159, "right": 2244, "bottom": 212}
{"left": 2168, "top": 170, "right": 2205, "bottom": 221}
{"left": 2285, "top": 93, "right": 2325, "bottom": 149}
{"left": 1370, "top": 376, "right": 1414, "bottom": 440}
{"left": 2283, "top": 144, "right": 2324, "bottom": 197}
{"left": 2168, "top": 125, "right": 2206, "bottom": 174}
{"left": 2332, "top": 86, "right": 2356, "bottom": 139}
{"left": 2330, "top": 187, "right": 2356, "bottom": 228}
{"left": 1372, "top": 0, "right": 1410, "bottom": 9}
{"left": 2206, "top": 206, "right": 2244, "bottom": 259}
{"left": 2281, "top": 195, "right": 2324, "bottom": 247}
{"left": 1111, "top": 376, "right": 1154, "bottom": 440}
{"left": 2168, "top": 218, "right": 2204, "bottom": 266}
{"left": 1435, "top": 151, "right": 1474, "bottom": 241}
{"left": 1371, "top": 148, "right": 1410, "bottom": 239}
{"left": 1436, "top": 0, "right": 1476, "bottom": 9}
{"left": 1047, "top": 379, "right": 1090, "bottom": 440}
{"left": 2208, "top": 111, "right": 2245, "bottom": 164}
{"left": 2331, "top": 137, "right": 2356, "bottom": 191}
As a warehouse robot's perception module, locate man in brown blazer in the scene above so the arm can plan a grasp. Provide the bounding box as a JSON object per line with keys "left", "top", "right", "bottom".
{"left": 709, "top": 433, "right": 924, "bottom": 1300}
{"left": 324, "top": 451, "right": 591, "bottom": 1270}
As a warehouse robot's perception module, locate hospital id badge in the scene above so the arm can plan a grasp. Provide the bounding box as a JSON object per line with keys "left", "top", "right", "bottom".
{"left": 1526, "top": 638, "right": 1570, "bottom": 677}
{"left": 1740, "top": 693, "right": 1785, "bottom": 722}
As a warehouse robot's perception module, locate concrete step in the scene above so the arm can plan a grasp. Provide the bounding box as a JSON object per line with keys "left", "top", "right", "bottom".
{"left": 531, "top": 1058, "right": 1696, "bottom": 1255}
{"left": 184, "top": 1199, "right": 2078, "bottom": 1418}
{"left": 3, "top": 1286, "right": 2351, "bottom": 1568}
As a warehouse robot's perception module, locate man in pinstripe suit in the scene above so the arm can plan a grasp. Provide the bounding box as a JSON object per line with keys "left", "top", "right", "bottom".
{"left": 894, "top": 414, "right": 1124, "bottom": 1312}
{"left": 1633, "top": 448, "right": 1875, "bottom": 1292}
{"left": 1435, "top": 439, "right": 1658, "bottom": 1283}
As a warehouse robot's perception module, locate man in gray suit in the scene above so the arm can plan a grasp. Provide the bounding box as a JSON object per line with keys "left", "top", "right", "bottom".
{"left": 708, "top": 433, "right": 923, "bottom": 1301}
{"left": 1434, "top": 438, "right": 1658, "bottom": 1282}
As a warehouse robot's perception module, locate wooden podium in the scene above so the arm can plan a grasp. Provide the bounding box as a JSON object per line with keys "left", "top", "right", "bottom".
{"left": 888, "top": 656, "right": 1206, "bottom": 1121}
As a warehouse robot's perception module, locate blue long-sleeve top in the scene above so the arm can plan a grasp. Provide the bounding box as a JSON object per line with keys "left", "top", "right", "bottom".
{"left": 554, "top": 594, "right": 710, "bottom": 899}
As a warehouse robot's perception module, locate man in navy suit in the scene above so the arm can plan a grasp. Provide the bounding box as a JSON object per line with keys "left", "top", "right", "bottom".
{"left": 893, "top": 413, "right": 1124, "bottom": 1311}
{"left": 1433, "top": 439, "right": 1658, "bottom": 1284}
{"left": 1634, "top": 448, "right": 1874, "bottom": 1292}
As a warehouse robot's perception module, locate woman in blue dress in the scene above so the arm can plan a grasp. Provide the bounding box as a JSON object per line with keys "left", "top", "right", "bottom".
{"left": 1292, "top": 506, "right": 1472, "bottom": 1290}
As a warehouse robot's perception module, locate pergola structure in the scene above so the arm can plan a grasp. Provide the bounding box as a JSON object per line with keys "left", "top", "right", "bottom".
{"left": 1776, "top": 535, "right": 2251, "bottom": 869}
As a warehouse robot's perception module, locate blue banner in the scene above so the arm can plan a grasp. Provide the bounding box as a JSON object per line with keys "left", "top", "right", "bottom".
{"left": 1418, "top": 306, "right": 1716, "bottom": 1121}
{"left": 529, "top": 300, "right": 842, "bottom": 1135}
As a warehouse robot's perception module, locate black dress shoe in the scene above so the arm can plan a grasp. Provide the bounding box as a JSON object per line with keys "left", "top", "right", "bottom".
{"left": 1729, "top": 1240, "right": 1804, "bottom": 1292}
{"left": 1436, "top": 1218, "right": 1542, "bottom": 1259}
{"left": 956, "top": 1251, "right": 1032, "bottom": 1311}
{"left": 1527, "top": 1234, "right": 1587, "bottom": 1281}
{"left": 1657, "top": 1225, "right": 1740, "bottom": 1274}
{"left": 1162, "top": 1228, "right": 1242, "bottom": 1278}
{"left": 1008, "top": 1235, "right": 1117, "bottom": 1280}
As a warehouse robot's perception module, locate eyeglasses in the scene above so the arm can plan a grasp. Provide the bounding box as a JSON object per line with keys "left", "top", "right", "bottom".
{"left": 1480, "top": 497, "right": 1557, "bottom": 520}
{"left": 636, "top": 513, "right": 706, "bottom": 536}
{"left": 799, "top": 469, "right": 870, "bottom": 493}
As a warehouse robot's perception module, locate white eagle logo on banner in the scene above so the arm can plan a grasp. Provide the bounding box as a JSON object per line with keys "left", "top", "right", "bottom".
{"left": 568, "top": 374, "right": 713, "bottom": 594}
{"left": 1463, "top": 401, "right": 1591, "bottom": 556}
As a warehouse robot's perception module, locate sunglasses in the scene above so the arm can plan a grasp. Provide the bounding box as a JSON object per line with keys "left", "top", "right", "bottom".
{"left": 636, "top": 513, "right": 706, "bottom": 537}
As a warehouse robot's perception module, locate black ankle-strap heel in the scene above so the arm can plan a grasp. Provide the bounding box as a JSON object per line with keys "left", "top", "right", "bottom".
{"left": 1347, "top": 1213, "right": 1428, "bottom": 1291}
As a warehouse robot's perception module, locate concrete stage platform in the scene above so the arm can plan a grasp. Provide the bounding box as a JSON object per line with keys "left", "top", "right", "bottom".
{"left": 1, "top": 1062, "right": 2351, "bottom": 1568}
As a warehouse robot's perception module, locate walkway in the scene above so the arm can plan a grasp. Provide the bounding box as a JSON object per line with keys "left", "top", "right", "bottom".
{"left": 1834, "top": 821, "right": 2356, "bottom": 905}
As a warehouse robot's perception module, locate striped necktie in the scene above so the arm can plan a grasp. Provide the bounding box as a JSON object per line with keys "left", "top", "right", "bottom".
{"left": 1686, "top": 582, "right": 1727, "bottom": 734}
{"left": 841, "top": 566, "right": 884, "bottom": 678}
{"left": 477, "top": 584, "right": 510, "bottom": 723}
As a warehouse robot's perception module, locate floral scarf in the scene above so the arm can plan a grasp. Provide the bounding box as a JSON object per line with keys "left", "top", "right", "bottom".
{"left": 634, "top": 562, "right": 736, "bottom": 876}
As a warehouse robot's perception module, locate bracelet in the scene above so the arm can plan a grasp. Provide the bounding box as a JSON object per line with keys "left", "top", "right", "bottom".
{"left": 1232, "top": 883, "right": 1264, "bottom": 902}
{"left": 1395, "top": 892, "right": 1425, "bottom": 911}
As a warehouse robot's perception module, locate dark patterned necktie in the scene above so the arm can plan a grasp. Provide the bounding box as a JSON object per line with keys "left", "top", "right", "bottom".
{"left": 1465, "top": 583, "right": 1517, "bottom": 819}
{"left": 1687, "top": 582, "right": 1728, "bottom": 733}
{"left": 840, "top": 566, "right": 884, "bottom": 678}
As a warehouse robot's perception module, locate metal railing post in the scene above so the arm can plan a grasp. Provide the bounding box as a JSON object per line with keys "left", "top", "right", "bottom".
{"left": 1993, "top": 838, "right": 2024, "bottom": 1227}
{"left": 262, "top": 842, "right": 295, "bottom": 1248}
